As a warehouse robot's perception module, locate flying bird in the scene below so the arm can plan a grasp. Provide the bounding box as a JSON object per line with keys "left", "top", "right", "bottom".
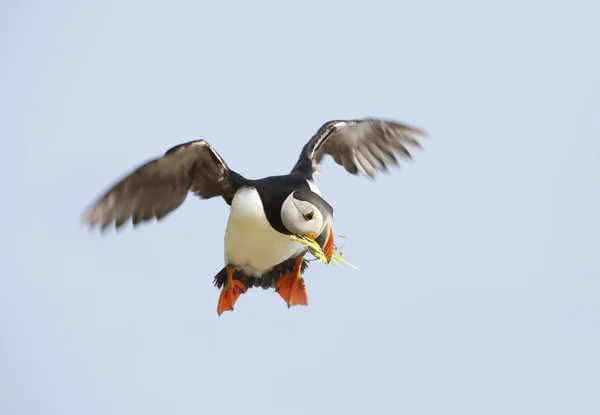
{"left": 84, "top": 118, "right": 426, "bottom": 315}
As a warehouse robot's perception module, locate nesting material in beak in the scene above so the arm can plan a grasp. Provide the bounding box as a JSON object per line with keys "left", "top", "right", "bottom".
{"left": 314, "top": 223, "right": 334, "bottom": 264}
{"left": 290, "top": 229, "right": 359, "bottom": 270}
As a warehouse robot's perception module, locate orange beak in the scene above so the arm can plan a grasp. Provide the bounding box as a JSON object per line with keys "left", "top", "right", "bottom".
{"left": 315, "top": 223, "right": 334, "bottom": 263}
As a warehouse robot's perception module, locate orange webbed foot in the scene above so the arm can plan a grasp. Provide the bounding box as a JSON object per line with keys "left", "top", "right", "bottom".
{"left": 275, "top": 258, "right": 308, "bottom": 308}
{"left": 217, "top": 268, "right": 246, "bottom": 316}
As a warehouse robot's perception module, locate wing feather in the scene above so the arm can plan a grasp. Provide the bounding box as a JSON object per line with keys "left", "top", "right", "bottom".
{"left": 293, "top": 118, "right": 425, "bottom": 178}
{"left": 84, "top": 139, "right": 238, "bottom": 231}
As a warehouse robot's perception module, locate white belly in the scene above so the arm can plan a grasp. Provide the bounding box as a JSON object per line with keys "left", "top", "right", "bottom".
{"left": 224, "top": 187, "right": 307, "bottom": 277}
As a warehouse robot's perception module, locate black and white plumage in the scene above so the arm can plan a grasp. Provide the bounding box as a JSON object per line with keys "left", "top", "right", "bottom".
{"left": 84, "top": 118, "right": 426, "bottom": 314}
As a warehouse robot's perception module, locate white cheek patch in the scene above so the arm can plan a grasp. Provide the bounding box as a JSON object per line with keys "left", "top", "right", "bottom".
{"left": 291, "top": 198, "right": 305, "bottom": 214}
{"left": 281, "top": 195, "right": 324, "bottom": 236}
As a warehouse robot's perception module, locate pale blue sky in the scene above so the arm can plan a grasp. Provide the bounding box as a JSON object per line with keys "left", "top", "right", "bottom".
{"left": 2, "top": 1, "right": 599, "bottom": 414}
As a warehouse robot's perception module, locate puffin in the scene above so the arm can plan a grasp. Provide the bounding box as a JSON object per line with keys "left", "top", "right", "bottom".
{"left": 84, "top": 118, "right": 425, "bottom": 315}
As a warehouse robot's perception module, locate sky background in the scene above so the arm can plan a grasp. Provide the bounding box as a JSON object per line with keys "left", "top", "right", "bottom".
{"left": 2, "top": 1, "right": 599, "bottom": 414}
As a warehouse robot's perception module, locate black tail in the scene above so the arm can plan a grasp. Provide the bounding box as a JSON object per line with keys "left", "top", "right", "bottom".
{"left": 213, "top": 258, "right": 310, "bottom": 290}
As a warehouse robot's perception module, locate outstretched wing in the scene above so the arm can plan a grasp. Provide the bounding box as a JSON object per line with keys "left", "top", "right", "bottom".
{"left": 292, "top": 118, "right": 426, "bottom": 178}
{"left": 84, "top": 140, "right": 239, "bottom": 231}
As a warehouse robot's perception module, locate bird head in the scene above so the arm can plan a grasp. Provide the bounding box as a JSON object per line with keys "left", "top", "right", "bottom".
{"left": 281, "top": 188, "right": 335, "bottom": 263}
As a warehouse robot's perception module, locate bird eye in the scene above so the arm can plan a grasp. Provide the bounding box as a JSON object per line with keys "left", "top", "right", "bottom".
{"left": 303, "top": 211, "right": 314, "bottom": 221}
